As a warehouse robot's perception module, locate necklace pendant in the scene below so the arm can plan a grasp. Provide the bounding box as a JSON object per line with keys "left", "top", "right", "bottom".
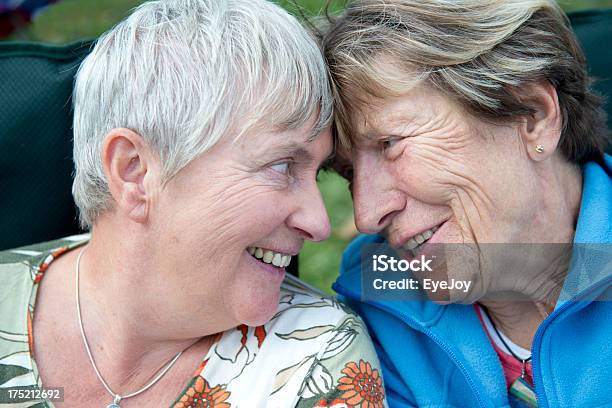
{"left": 509, "top": 376, "right": 538, "bottom": 407}
{"left": 107, "top": 394, "right": 121, "bottom": 408}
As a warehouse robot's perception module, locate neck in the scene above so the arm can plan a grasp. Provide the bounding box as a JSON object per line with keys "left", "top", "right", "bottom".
{"left": 73, "top": 218, "right": 221, "bottom": 390}
{"left": 533, "top": 154, "right": 583, "bottom": 244}
{"left": 481, "top": 155, "right": 583, "bottom": 350}
{"left": 479, "top": 300, "right": 551, "bottom": 350}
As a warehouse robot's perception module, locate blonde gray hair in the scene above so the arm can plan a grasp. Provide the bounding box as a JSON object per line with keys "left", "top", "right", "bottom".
{"left": 73, "top": 0, "right": 332, "bottom": 229}
{"left": 322, "top": 0, "right": 608, "bottom": 162}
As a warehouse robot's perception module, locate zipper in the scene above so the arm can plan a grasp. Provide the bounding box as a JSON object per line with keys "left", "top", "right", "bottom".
{"left": 531, "top": 274, "right": 612, "bottom": 408}
{"left": 335, "top": 283, "right": 490, "bottom": 408}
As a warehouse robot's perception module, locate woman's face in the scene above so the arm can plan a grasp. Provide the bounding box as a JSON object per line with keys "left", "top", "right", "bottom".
{"left": 150, "top": 120, "right": 332, "bottom": 329}
{"left": 341, "top": 82, "right": 552, "bottom": 302}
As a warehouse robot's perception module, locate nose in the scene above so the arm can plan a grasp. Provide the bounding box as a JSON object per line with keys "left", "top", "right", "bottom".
{"left": 287, "top": 183, "right": 331, "bottom": 242}
{"left": 352, "top": 153, "right": 404, "bottom": 235}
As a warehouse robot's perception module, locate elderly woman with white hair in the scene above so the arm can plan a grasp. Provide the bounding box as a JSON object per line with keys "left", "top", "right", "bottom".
{"left": 0, "top": 1, "right": 388, "bottom": 407}
{"left": 322, "top": 0, "right": 611, "bottom": 407}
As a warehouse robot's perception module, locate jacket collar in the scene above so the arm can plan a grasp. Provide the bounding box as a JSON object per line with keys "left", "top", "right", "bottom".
{"left": 556, "top": 154, "right": 612, "bottom": 307}
{"left": 573, "top": 155, "right": 611, "bottom": 244}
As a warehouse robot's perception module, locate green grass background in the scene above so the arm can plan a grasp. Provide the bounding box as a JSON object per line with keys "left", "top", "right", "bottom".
{"left": 6, "top": 0, "right": 612, "bottom": 293}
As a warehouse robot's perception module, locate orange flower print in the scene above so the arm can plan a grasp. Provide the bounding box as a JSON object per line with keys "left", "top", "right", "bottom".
{"left": 27, "top": 309, "right": 34, "bottom": 355}
{"left": 237, "top": 324, "right": 267, "bottom": 349}
{"left": 254, "top": 325, "right": 267, "bottom": 347}
{"left": 337, "top": 360, "right": 385, "bottom": 408}
{"left": 313, "top": 398, "right": 354, "bottom": 408}
{"left": 35, "top": 246, "right": 70, "bottom": 283}
{"left": 174, "top": 376, "right": 231, "bottom": 408}
{"left": 193, "top": 358, "right": 209, "bottom": 377}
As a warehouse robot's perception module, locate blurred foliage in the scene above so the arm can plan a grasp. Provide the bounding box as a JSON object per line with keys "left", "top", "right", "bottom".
{"left": 7, "top": 0, "right": 612, "bottom": 42}
{"left": 559, "top": 0, "right": 612, "bottom": 10}
{"left": 4, "top": 0, "right": 611, "bottom": 293}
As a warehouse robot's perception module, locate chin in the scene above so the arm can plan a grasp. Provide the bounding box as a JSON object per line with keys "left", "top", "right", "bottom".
{"left": 226, "top": 251, "right": 286, "bottom": 326}
{"left": 231, "top": 287, "right": 281, "bottom": 327}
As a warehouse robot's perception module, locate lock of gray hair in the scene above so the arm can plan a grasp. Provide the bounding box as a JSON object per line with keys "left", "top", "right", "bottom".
{"left": 321, "top": 0, "right": 608, "bottom": 162}
{"left": 72, "top": 0, "right": 332, "bottom": 229}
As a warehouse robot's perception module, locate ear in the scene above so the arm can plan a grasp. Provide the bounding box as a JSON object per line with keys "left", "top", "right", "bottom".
{"left": 517, "top": 80, "right": 563, "bottom": 162}
{"left": 101, "top": 128, "right": 158, "bottom": 223}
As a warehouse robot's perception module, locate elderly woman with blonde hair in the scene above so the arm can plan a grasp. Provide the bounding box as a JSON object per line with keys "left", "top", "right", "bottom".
{"left": 322, "top": 0, "right": 611, "bottom": 407}
{"left": 0, "top": 1, "right": 389, "bottom": 407}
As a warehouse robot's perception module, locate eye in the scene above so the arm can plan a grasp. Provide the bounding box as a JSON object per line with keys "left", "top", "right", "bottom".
{"left": 270, "top": 162, "right": 290, "bottom": 174}
{"left": 382, "top": 138, "right": 400, "bottom": 150}
{"left": 343, "top": 166, "right": 354, "bottom": 181}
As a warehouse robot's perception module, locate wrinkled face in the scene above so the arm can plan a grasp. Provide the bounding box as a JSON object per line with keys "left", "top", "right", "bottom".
{"left": 151, "top": 120, "right": 332, "bottom": 328}
{"left": 339, "top": 83, "right": 547, "bottom": 302}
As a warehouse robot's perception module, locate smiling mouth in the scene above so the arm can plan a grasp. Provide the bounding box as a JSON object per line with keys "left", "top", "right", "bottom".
{"left": 247, "top": 246, "right": 293, "bottom": 268}
{"left": 400, "top": 223, "right": 443, "bottom": 255}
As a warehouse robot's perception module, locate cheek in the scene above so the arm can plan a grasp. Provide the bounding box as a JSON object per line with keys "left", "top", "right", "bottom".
{"left": 183, "top": 180, "right": 290, "bottom": 246}
{"left": 391, "top": 141, "right": 469, "bottom": 204}
{"left": 159, "top": 178, "right": 292, "bottom": 271}
{"left": 393, "top": 125, "right": 514, "bottom": 206}
{"left": 170, "top": 186, "right": 291, "bottom": 326}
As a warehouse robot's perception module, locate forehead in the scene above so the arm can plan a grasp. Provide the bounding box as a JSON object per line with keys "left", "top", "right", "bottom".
{"left": 350, "top": 83, "right": 454, "bottom": 143}
{"left": 239, "top": 119, "right": 333, "bottom": 159}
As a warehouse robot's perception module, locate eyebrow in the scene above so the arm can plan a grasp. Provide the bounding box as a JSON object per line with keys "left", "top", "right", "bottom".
{"left": 359, "top": 125, "right": 396, "bottom": 140}
{"left": 358, "top": 112, "right": 420, "bottom": 141}
{"left": 270, "top": 144, "right": 313, "bottom": 161}
{"left": 269, "top": 141, "right": 335, "bottom": 170}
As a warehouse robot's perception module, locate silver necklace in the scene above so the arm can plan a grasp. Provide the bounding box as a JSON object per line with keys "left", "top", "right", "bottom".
{"left": 75, "top": 247, "right": 183, "bottom": 407}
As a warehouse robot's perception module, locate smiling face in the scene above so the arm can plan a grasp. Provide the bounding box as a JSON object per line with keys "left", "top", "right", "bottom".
{"left": 339, "top": 82, "right": 569, "bottom": 302}
{"left": 148, "top": 120, "right": 333, "bottom": 328}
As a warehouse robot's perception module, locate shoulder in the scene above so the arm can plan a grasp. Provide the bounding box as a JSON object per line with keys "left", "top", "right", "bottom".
{"left": 0, "top": 234, "right": 85, "bottom": 392}
{"left": 268, "top": 276, "right": 386, "bottom": 407}
{"left": 0, "top": 234, "right": 89, "bottom": 289}
{"left": 202, "top": 275, "right": 386, "bottom": 407}
{"left": 0, "top": 234, "right": 89, "bottom": 342}
{"left": 272, "top": 274, "right": 359, "bottom": 328}
{"left": 269, "top": 274, "right": 377, "bottom": 359}
{"left": 213, "top": 275, "right": 367, "bottom": 368}
{"left": 0, "top": 234, "right": 90, "bottom": 268}
{"left": 340, "top": 234, "right": 385, "bottom": 275}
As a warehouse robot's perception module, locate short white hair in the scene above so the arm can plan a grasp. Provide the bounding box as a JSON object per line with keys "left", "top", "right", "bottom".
{"left": 72, "top": 0, "right": 332, "bottom": 229}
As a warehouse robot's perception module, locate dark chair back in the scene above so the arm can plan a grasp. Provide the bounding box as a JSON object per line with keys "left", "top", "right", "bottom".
{"left": 570, "top": 9, "right": 612, "bottom": 137}
{"left": 0, "top": 40, "right": 92, "bottom": 250}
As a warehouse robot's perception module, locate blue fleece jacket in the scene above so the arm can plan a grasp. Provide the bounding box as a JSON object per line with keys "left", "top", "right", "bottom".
{"left": 333, "top": 156, "right": 612, "bottom": 408}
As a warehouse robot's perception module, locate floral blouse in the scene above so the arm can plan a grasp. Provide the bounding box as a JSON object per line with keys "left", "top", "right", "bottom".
{"left": 0, "top": 235, "right": 387, "bottom": 408}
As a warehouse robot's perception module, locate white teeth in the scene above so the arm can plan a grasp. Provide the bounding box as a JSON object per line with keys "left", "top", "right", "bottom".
{"left": 247, "top": 247, "right": 293, "bottom": 268}
{"left": 402, "top": 225, "right": 439, "bottom": 252}
{"left": 272, "top": 253, "right": 282, "bottom": 267}
{"left": 405, "top": 239, "right": 418, "bottom": 250}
